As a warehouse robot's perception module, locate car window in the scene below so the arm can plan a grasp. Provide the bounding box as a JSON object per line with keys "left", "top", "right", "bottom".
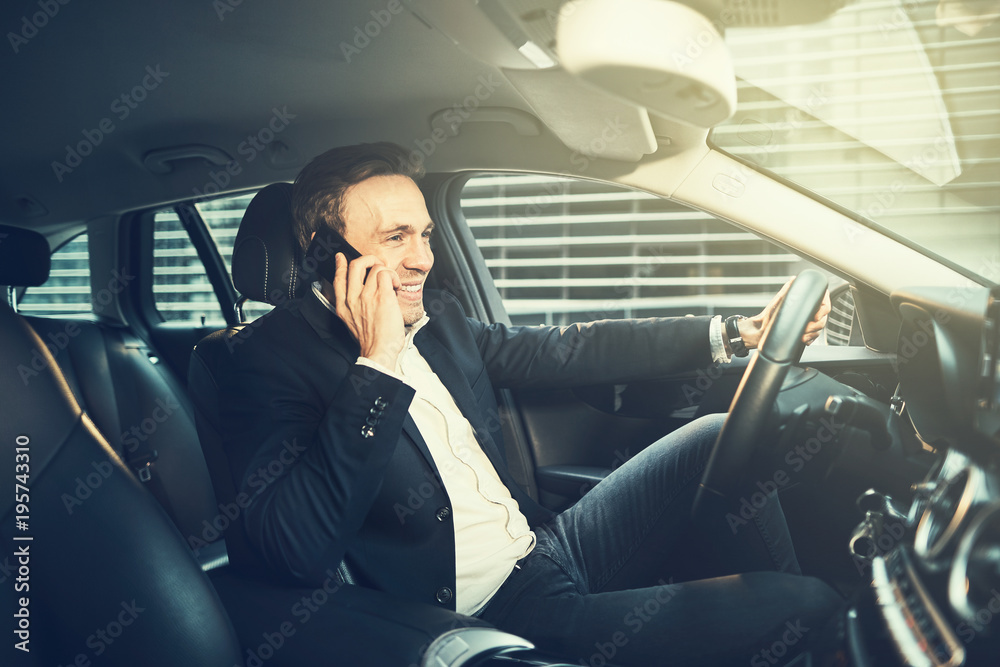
{"left": 461, "top": 174, "right": 853, "bottom": 344}
{"left": 196, "top": 193, "right": 274, "bottom": 322}
{"left": 18, "top": 233, "right": 91, "bottom": 316}
{"left": 151, "top": 193, "right": 274, "bottom": 325}
{"left": 153, "top": 210, "right": 227, "bottom": 326}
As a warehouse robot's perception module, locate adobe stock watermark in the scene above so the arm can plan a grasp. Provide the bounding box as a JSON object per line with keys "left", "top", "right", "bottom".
{"left": 51, "top": 65, "right": 169, "bottom": 182}
{"left": 842, "top": 133, "right": 956, "bottom": 246}
{"left": 212, "top": 0, "right": 245, "bottom": 21}
{"left": 7, "top": 0, "right": 71, "bottom": 54}
{"left": 552, "top": 0, "right": 750, "bottom": 73}
{"left": 583, "top": 580, "right": 679, "bottom": 667}
{"left": 669, "top": 0, "right": 751, "bottom": 71}
{"left": 569, "top": 117, "right": 627, "bottom": 173}
{"left": 16, "top": 268, "right": 135, "bottom": 385}
{"left": 955, "top": 588, "right": 1000, "bottom": 645}
{"left": 578, "top": 448, "right": 633, "bottom": 497}
{"left": 237, "top": 566, "right": 345, "bottom": 667}
{"left": 750, "top": 618, "right": 810, "bottom": 666}
{"left": 339, "top": 0, "right": 406, "bottom": 63}
{"left": 187, "top": 438, "right": 305, "bottom": 552}
{"left": 392, "top": 413, "right": 513, "bottom": 524}
{"left": 52, "top": 599, "right": 146, "bottom": 664}
{"left": 219, "top": 246, "right": 471, "bottom": 356}
{"left": 60, "top": 392, "right": 182, "bottom": 514}
{"left": 120, "top": 395, "right": 182, "bottom": 453}
{"left": 405, "top": 74, "right": 505, "bottom": 170}
{"left": 725, "top": 415, "right": 845, "bottom": 534}
{"left": 851, "top": 518, "right": 906, "bottom": 578}
{"left": 876, "top": 0, "right": 921, "bottom": 37}
{"left": 720, "top": 85, "right": 829, "bottom": 200}
{"left": 191, "top": 106, "right": 297, "bottom": 200}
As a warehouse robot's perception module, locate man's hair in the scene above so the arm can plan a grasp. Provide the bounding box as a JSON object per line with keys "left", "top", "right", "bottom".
{"left": 291, "top": 142, "right": 424, "bottom": 252}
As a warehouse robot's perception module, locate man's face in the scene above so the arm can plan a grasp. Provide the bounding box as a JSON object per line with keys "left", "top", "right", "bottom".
{"left": 339, "top": 174, "right": 434, "bottom": 325}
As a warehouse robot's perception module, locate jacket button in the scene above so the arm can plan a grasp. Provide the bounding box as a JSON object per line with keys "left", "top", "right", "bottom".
{"left": 435, "top": 507, "right": 451, "bottom": 522}
{"left": 435, "top": 587, "right": 453, "bottom": 605}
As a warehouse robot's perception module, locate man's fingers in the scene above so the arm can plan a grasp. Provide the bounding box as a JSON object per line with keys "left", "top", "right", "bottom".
{"left": 333, "top": 253, "right": 348, "bottom": 308}
{"left": 346, "top": 255, "right": 381, "bottom": 295}
{"left": 805, "top": 314, "right": 829, "bottom": 333}
{"left": 362, "top": 266, "right": 395, "bottom": 301}
{"left": 813, "top": 289, "right": 832, "bottom": 322}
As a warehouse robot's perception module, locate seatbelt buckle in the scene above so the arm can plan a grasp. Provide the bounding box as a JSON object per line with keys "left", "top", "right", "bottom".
{"left": 130, "top": 450, "right": 159, "bottom": 482}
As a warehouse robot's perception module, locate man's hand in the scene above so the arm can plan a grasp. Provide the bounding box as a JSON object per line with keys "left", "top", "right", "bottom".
{"left": 331, "top": 252, "right": 405, "bottom": 366}
{"left": 739, "top": 278, "right": 832, "bottom": 350}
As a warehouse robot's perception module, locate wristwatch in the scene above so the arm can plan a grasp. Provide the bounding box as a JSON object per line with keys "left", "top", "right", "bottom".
{"left": 724, "top": 315, "right": 749, "bottom": 357}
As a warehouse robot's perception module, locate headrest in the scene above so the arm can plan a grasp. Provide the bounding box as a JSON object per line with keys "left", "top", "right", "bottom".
{"left": 0, "top": 224, "right": 51, "bottom": 286}
{"left": 231, "top": 183, "right": 308, "bottom": 305}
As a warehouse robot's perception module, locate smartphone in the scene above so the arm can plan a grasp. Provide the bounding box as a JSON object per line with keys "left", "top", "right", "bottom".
{"left": 304, "top": 226, "right": 362, "bottom": 283}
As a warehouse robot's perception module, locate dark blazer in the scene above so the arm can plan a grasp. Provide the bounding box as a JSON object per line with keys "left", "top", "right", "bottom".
{"left": 217, "top": 288, "right": 714, "bottom": 610}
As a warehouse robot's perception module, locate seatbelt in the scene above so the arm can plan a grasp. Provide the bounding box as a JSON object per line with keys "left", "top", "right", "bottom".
{"left": 104, "top": 329, "right": 177, "bottom": 522}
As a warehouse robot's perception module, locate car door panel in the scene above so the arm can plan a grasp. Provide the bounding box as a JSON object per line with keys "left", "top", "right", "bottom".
{"left": 517, "top": 346, "right": 898, "bottom": 510}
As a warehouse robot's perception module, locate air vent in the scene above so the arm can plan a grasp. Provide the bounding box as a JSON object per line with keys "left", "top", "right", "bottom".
{"left": 825, "top": 289, "right": 855, "bottom": 346}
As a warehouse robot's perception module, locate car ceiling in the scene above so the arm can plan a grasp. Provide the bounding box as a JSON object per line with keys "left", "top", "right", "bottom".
{"left": 2, "top": 0, "right": 852, "bottom": 235}
{"left": 1, "top": 0, "right": 554, "bottom": 230}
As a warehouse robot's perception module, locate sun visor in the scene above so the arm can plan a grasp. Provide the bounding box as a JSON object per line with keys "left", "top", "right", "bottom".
{"left": 503, "top": 67, "right": 657, "bottom": 162}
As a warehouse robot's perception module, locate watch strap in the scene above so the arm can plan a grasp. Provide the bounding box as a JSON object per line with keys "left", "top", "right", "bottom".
{"left": 725, "top": 315, "right": 749, "bottom": 357}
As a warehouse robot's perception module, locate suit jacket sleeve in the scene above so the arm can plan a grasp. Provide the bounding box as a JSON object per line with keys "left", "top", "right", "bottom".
{"left": 219, "top": 318, "right": 415, "bottom": 585}
{"left": 465, "top": 314, "right": 716, "bottom": 389}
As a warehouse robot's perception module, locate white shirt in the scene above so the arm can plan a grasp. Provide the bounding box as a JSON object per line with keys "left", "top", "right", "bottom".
{"left": 311, "top": 283, "right": 731, "bottom": 613}
{"left": 313, "top": 284, "right": 534, "bottom": 614}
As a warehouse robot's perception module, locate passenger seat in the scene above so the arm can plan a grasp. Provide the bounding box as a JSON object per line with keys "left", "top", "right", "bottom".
{"left": 3, "top": 224, "right": 226, "bottom": 568}
{"left": 0, "top": 225, "right": 242, "bottom": 667}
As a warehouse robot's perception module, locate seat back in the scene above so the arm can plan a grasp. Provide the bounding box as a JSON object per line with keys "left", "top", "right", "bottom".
{"left": 2, "top": 223, "right": 224, "bottom": 567}
{"left": 188, "top": 324, "right": 271, "bottom": 575}
{"left": 188, "top": 183, "right": 337, "bottom": 576}
{"left": 0, "top": 226, "right": 242, "bottom": 666}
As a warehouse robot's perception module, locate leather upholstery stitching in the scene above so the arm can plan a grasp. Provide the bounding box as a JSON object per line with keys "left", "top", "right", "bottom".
{"left": 261, "top": 239, "right": 269, "bottom": 298}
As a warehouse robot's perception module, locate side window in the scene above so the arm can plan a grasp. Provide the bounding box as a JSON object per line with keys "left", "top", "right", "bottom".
{"left": 153, "top": 210, "right": 226, "bottom": 326}
{"left": 460, "top": 174, "right": 845, "bottom": 342}
{"left": 19, "top": 233, "right": 91, "bottom": 316}
{"left": 151, "top": 191, "right": 276, "bottom": 325}
{"left": 196, "top": 194, "right": 273, "bottom": 321}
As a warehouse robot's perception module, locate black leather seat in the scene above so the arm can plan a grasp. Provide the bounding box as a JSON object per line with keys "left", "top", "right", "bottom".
{"left": 187, "top": 183, "right": 308, "bottom": 577}
{"left": 0, "top": 226, "right": 242, "bottom": 667}
{"left": 0, "top": 223, "right": 226, "bottom": 569}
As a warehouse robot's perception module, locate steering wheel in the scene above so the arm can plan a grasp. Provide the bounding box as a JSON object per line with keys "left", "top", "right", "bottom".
{"left": 692, "top": 269, "right": 829, "bottom": 523}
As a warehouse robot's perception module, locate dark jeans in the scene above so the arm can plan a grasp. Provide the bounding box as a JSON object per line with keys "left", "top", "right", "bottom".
{"left": 478, "top": 413, "right": 842, "bottom": 666}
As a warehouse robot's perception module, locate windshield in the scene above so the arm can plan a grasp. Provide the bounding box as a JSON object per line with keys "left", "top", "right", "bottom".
{"left": 710, "top": 0, "right": 1000, "bottom": 284}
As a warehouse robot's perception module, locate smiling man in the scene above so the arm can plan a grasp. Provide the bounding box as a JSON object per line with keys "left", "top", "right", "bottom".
{"left": 224, "top": 142, "right": 840, "bottom": 666}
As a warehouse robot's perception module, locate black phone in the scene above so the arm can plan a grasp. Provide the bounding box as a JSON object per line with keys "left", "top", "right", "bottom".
{"left": 303, "top": 226, "right": 362, "bottom": 283}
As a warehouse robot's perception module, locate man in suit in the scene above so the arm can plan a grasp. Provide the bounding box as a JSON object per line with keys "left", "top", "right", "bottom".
{"left": 219, "top": 142, "right": 839, "bottom": 665}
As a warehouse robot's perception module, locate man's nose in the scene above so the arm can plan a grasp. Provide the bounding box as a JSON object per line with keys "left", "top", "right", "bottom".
{"left": 405, "top": 238, "right": 433, "bottom": 272}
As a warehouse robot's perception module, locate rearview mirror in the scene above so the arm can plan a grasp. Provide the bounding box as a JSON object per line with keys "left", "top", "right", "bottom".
{"left": 556, "top": 0, "right": 737, "bottom": 128}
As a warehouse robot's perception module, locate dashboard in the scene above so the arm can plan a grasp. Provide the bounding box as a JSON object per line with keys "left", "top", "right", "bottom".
{"left": 848, "top": 286, "right": 1000, "bottom": 667}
